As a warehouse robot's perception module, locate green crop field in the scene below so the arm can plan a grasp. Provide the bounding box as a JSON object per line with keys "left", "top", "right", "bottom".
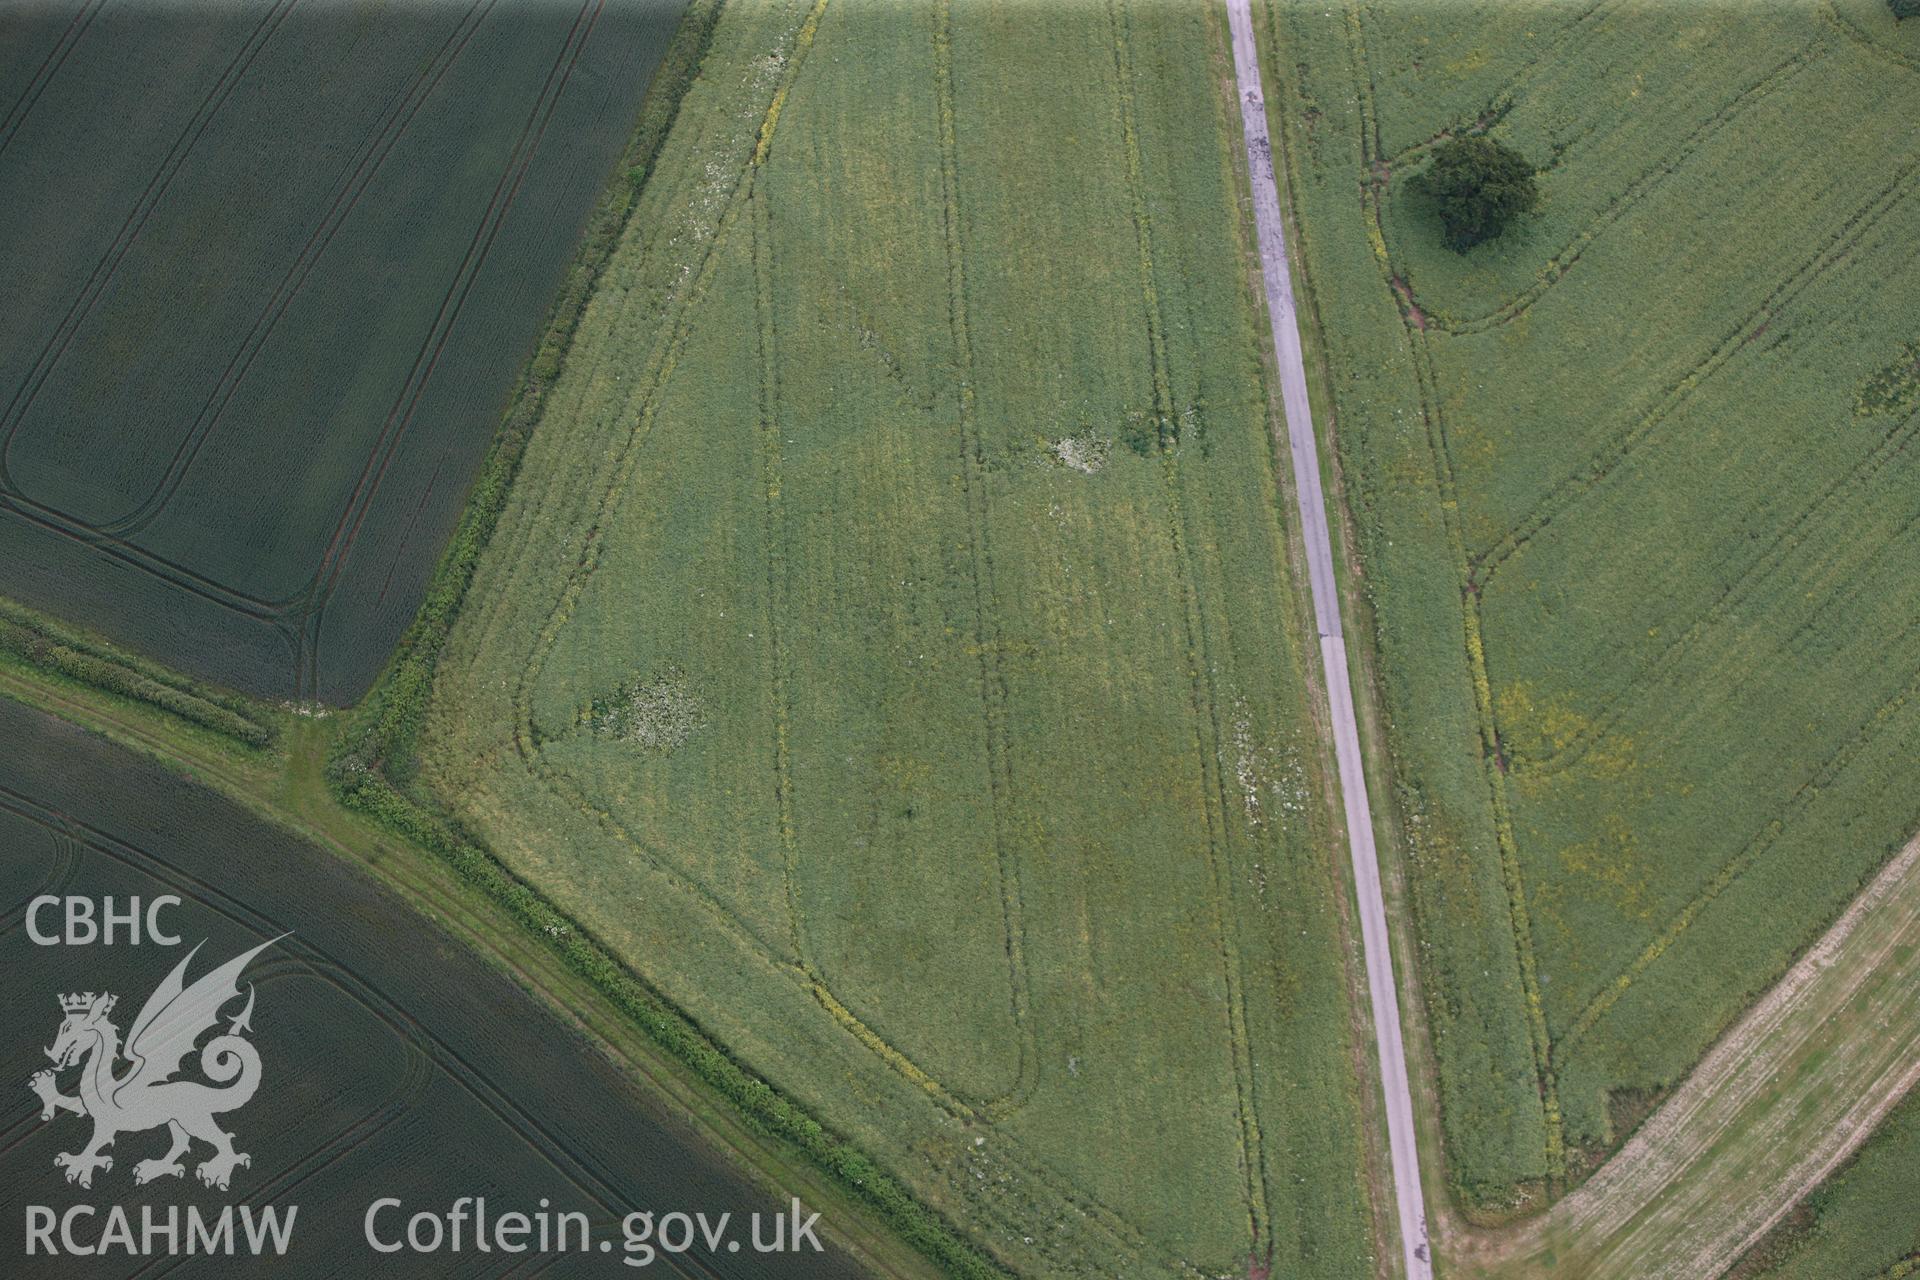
{"left": 1260, "top": 0, "right": 1920, "bottom": 1226}
{"left": 0, "top": 0, "right": 680, "bottom": 702}
{"left": 0, "top": 696, "right": 864, "bottom": 1278}
{"left": 410, "top": 0, "right": 1379, "bottom": 1273}
{"left": 17, "top": 0, "right": 1918, "bottom": 1273}
{"left": 1739, "top": 1091, "right": 1920, "bottom": 1279}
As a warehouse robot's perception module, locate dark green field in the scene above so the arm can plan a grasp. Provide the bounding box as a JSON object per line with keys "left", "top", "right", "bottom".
{"left": 0, "top": 0, "right": 681, "bottom": 702}
{"left": 0, "top": 696, "right": 865, "bottom": 1278}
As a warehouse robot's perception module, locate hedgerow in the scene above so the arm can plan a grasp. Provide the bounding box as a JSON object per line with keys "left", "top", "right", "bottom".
{"left": 0, "top": 599, "right": 272, "bottom": 747}
{"left": 329, "top": 4, "right": 1004, "bottom": 1275}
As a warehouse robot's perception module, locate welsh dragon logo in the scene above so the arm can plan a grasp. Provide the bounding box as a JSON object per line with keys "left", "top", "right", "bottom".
{"left": 28, "top": 938, "right": 280, "bottom": 1191}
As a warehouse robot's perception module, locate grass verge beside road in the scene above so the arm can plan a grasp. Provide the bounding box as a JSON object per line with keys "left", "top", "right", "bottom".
{"left": 412, "top": 0, "right": 1379, "bottom": 1272}
{"left": 1262, "top": 0, "right": 1920, "bottom": 1221}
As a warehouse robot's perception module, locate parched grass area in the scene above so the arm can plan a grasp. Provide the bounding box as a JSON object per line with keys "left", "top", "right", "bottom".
{"left": 414, "top": 0, "right": 1376, "bottom": 1273}
{"left": 1263, "top": 0, "right": 1920, "bottom": 1224}
{"left": 1740, "top": 1093, "right": 1920, "bottom": 1279}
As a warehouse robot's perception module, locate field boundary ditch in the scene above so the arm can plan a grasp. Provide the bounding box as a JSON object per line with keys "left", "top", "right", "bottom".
{"left": 1338, "top": 0, "right": 1565, "bottom": 1185}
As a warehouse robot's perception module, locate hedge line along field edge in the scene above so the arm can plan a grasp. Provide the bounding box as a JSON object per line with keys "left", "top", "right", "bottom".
{"left": 1253, "top": 0, "right": 1552, "bottom": 1216}
{"left": 347, "top": 0, "right": 720, "bottom": 785}
{"left": 0, "top": 662, "right": 949, "bottom": 1280}
{"left": 324, "top": 4, "right": 1007, "bottom": 1275}
{"left": 0, "top": 3, "right": 1001, "bottom": 1263}
{"left": 407, "top": 0, "right": 1381, "bottom": 1266}
{"left": 0, "top": 0, "right": 994, "bottom": 1267}
{"left": 0, "top": 592, "right": 274, "bottom": 748}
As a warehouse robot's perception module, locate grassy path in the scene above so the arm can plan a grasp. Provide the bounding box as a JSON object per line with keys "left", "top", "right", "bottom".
{"left": 1463, "top": 833, "right": 1920, "bottom": 1278}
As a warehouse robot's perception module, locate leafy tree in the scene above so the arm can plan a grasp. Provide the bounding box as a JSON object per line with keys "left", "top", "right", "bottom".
{"left": 1892, "top": 0, "right": 1918, "bottom": 18}
{"left": 1417, "top": 136, "right": 1539, "bottom": 251}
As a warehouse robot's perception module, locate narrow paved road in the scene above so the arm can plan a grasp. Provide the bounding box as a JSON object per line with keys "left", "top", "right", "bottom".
{"left": 1224, "top": 6, "right": 1434, "bottom": 1277}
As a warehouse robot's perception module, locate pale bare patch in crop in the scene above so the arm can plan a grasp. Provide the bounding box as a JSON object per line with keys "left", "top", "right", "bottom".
{"left": 588, "top": 668, "right": 707, "bottom": 753}
{"left": 1046, "top": 430, "right": 1112, "bottom": 475}
{"left": 1229, "top": 700, "right": 1310, "bottom": 846}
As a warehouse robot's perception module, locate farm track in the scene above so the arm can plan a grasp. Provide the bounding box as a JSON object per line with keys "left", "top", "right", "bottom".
{"left": 1473, "top": 835, "right": 1920, "bottom": 1279}
{"left": 1551, "top": 632, "right": 1920, "bottom": 1068}
{"left": 1376, "top": 119, "right": 1920, "bottom": 1181}
{"left": 0, "top": 0, "right": 106, "bottom": 159}
{"left": 1229, "top": 2, "right": 1433, "bottom": 1273}
{"left": 1110, "top": 0, "right": 1268, "bottom": 1241}
{"left": 1273, "top": 0, "right": 1920, "bottom": 1270}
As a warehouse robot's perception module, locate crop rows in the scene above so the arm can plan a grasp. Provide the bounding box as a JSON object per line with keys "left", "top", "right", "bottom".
{"left": 0, "top": 0, "right": 677, "bottom": 701}
{"left": 417, "top": 0, "right": 1380, "bottom": 1272}
{"left": 0, "top": 698, "right": 814, "bottom": 1278}
{"left": 1263, "top": 0, "right": 1920, "bottom": 1231}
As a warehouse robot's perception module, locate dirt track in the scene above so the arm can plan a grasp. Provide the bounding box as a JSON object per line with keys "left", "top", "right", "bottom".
{"left": 1229, "top": 6, "right": 1920, "bottom": 1276}
{"left": 1476, "top": 834, "right": 1920, "bottom": 1278}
